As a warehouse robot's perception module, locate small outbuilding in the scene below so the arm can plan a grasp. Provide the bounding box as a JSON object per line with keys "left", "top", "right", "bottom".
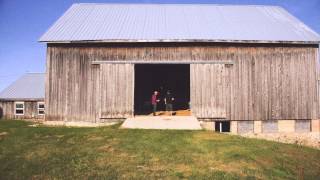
{"left": 0, "top": 73, "right": 45, "bottom": 120}
{"left": 39, "top": 4, "right": 320, "bottom": 133}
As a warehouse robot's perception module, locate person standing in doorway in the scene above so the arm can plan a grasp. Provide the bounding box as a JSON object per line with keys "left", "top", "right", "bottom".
{"left": 159, "top": 86, "right": 165, "bottom": 111}
{"left": 164, "top": 90, "right": 175, "bottom": 116}
{"left": 151, "top": 91, "right": 160, "bottom": 116}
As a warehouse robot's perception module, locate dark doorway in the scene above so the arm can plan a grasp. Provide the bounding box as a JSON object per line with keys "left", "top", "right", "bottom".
{"left": 134, "top": 64, "right": 190, "bottom": 115}
{"left": 215, "top": 121, "right": 230, "bottom": 132}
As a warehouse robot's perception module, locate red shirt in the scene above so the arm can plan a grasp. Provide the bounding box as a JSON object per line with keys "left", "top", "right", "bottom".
{"left": 151, "top": 94, "right": 158, "bottom": 105}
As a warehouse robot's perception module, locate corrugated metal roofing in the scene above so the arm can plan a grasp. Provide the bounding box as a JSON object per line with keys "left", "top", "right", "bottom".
{"left": 0, "top": 73, "right": 45, "bottom": 100}
{"left": 39, "top": 3, "right": 320, "bottom": 43}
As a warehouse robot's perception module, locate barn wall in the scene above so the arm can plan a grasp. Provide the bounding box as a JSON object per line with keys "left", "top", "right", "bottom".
{"left": 100, "top": 64, "right": 134, "bottom": 118}
{"left": 190, "top": 64, "right": 229, "bottom": 118}
{"left": 46, "top": 43, "right": 319, "bottom": 122}
{"left": 0, "top": 101, "right": 14, "bottom": 119}
{"left": 191, "top": 46, "right": 319, "bottom": 120}
{"left": 45, "top": 47, "right": 100, "bottom": 122}
{"left": 0, "top": 101, "right": 44, "bottom": 119}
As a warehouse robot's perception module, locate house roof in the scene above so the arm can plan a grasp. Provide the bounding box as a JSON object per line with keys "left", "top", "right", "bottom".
{"left": 0, "top": 73, "right": 45, "bottom": 101}
{"left": 39, "top": 3, "right": 320, "bottom": 44}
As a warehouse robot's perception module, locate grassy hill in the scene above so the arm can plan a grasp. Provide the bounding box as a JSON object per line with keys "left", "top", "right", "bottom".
{"left": 0, "top": 120, "right": 319, "bottom": 179}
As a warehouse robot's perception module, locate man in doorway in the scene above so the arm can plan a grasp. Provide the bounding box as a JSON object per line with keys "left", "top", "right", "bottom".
{"left": 159, "top": 86, "right": 165, "bottom": 111}
{"left": 151, "top": 91, "right": 160, "bottom": 116}
{"left": 164, "top": 90, "right": 175, "bottom": 116}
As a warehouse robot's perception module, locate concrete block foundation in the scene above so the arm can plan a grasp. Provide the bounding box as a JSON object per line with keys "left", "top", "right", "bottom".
{"left": 278, "top": 120, "right": 295, "bottom": 133}
{"left": 311, "top": 119, "right": 320, "bottom": 132}
{"left": 200, "top": 119, "right": 317, "bottom": 134}
{"left": 254, "top": 121, "right": 262, "bottom": 133}
{"left": 200, "top": 121, "right": 215, "bottom": 131}
{"left": 230, "top": 121, "right": 237, "bottom": 134}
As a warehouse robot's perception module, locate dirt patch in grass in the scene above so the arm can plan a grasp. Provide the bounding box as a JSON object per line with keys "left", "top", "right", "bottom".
{"left": 193, "top": 131, "right": 227, "bottom": 140}
{"left": 174, "top": 163, "right": 192, "bottom": 175}
{"left": 0, "top": 132, "right": 8, "bottom": 136}
{"left": 87, "top": 136, "right": 104, "bottom": 141}
{"left": 0, "top": 132, "right": 8, "bottom": 141}
{"left": 24, "top": 147, "right": 50, "bottom": 161}
{"left": 55, "top": 135, "right": 64, "bottom": 138}
{"left": 98, "top": 144, "right": 116, "bottom": 152}
{"left": 97, "top": 139, "right": 120, "bottom": 152}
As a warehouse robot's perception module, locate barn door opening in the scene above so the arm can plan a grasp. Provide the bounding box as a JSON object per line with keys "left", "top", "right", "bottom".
{"left": 134, "top": 64, "right": 190, "bottom": 116}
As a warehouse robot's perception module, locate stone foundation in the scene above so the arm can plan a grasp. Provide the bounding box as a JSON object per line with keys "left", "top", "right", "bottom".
{"left": 240, "top": 132, "right": 320, "bottom": 149}
{"left": 201, "top": 119, "right": 320, "bottom": 133}
{"left": 278, "top": 120, "right": 295, "bottom": 133}
{"left": 199, "top": 121, "right": 215, "bottom": 131}
{"left": 254, "top": 121, "right": 262, "bottom": 133}
{"left": 200, "top": 119, "right": 320, "bottom": 148}
{"left": 230, "top": 121, "right": 237, "bottom": 134}
{"left": 312, "top": 119, "right": 320, "bottom": 132}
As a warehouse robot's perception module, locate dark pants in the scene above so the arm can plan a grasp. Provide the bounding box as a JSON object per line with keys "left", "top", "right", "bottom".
{"left": 166, "top": 103, "right": 173, "bottom": 112}
{"left": 152, "top": 104, "right": 157, "bottom": 116}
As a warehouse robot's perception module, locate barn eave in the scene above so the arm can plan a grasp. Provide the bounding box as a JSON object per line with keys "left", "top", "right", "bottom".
{"left": 39, "top": 39, "right": 320, "bottom": 45}
{"left": 0, "top": 98, "right": 44, "bottom": 102}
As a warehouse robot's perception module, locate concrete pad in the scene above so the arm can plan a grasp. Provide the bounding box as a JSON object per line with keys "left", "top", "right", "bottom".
{"left": 121, "top": 116, "right": 202, "bottom": 130}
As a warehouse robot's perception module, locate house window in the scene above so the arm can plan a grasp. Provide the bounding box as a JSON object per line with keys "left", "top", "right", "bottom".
{"left": 37, "top": 102, "right": 45, "bottom": 115}
{"left": 15, "top": 102, "right": 24, "bottom": 115}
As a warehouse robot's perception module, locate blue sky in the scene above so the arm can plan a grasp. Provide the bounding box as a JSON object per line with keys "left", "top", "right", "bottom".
{"left": 0, "top": 0, "right": 319, "bottom": 91}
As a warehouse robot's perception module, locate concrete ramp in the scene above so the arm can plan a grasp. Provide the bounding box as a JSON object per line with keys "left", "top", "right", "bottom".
{"left": 121, "top": 116, "right": 202, "bottom": 130}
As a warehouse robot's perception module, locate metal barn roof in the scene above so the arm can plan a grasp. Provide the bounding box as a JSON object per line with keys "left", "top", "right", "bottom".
{"left": 0, "top": 73, "right": 45, "bottom": 100}
{"left": 39, "top": 3, "right": 320, "bottom": 44}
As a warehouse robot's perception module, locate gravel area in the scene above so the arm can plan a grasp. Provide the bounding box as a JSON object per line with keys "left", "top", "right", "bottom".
{"left": 239, "top": 132, "right": 320, "bottom": 149}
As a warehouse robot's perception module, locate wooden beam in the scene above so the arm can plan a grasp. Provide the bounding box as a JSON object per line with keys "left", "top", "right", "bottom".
{"left": 91, "top": 60, "right": 235, "bottom": 65}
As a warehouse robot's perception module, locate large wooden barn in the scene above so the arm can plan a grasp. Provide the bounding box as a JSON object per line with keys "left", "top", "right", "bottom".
{"left": 40, "top": 4, "right": 320, "bottom": 133}
{"left": 0, "top": 73, "right": 45, "bottom": 120}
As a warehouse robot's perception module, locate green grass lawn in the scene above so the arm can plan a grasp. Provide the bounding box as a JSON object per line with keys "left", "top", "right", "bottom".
{"left": 0, "top": 120, "right": 319, "bottom": 180}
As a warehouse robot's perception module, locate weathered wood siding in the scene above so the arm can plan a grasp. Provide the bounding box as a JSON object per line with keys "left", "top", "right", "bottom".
{"left": 46, "top": 47, "right": 100, "bottom": 122}
{"left": 46, "top": 43, "right": 319, "bottom": 122}
{"left": 191, "top": 46, "right": 318, "bottom": 120}
{"left": 100, "top": 64, "right": 134, "bottom": 118}
{"left": 0, "top": 101, "right": 14, "bottom": 119}
{"left": 0, "top": 101, "right": 44, "bottom": 119}
{"left": 190, "top": 64, "right": 228, "bottom": 118}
